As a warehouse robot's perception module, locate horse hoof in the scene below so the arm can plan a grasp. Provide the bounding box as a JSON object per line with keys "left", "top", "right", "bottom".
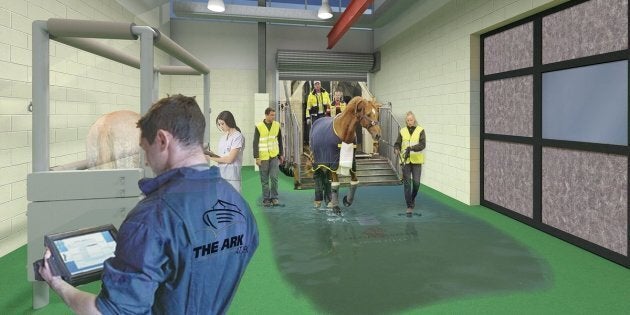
{"left": 342, "top": 196, "right": 352, "bottom": 207}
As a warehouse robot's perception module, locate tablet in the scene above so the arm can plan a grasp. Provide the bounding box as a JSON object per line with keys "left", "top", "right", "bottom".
{"left": 34, "top": 224, "right": 118, "bottom": 286}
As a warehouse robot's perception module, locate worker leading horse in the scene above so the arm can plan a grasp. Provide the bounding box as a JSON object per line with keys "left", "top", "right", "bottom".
{"left": 309, "top": 96, "right": 381, "bottom": 214}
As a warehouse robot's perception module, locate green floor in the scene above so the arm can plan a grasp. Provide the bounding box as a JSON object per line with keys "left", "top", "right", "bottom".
{"left": 1, "top": 166, "right": 629, "bottom": 314}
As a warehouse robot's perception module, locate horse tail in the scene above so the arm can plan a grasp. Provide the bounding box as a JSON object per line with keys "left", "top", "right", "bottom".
{"left": 97, "top": 125, "right": 116, "bottom": 169}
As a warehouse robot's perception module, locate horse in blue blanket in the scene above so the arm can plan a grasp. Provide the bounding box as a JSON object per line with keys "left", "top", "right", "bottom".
{"left": 309, "top": 96, "right": 381, "bottom": 214}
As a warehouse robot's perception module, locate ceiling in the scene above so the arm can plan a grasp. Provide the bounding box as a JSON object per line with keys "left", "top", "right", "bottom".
{"left": 166, "top": 0, "right": 416, "bottom": 28}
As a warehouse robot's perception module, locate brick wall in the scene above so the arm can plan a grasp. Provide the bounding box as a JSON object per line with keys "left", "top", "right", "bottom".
{"left": 0, "top": 0, "right": 172, "bottom": 257}
{"left": 372, "top": 0, "right": 568, "bottom": 205}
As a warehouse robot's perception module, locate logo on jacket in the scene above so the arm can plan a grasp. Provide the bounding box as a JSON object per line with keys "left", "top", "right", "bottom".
{"left": 203, "top": 199, "right": 246, "bottom": 230}
{"left": 196, "top": 200, "right": 248, "bottom": 259}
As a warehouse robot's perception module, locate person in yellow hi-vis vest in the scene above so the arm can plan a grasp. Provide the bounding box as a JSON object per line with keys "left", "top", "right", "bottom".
{"left": 253, "top": 107, "right": 284, "bottom": 207}
{"left": 305, "top": 80, "right": 331, "bottom": 125}
{"left": 394, "top": 111, "right": 426, "bottom": 216}
{"left": 328, "top": 90, "right": 346, "bottom": 117}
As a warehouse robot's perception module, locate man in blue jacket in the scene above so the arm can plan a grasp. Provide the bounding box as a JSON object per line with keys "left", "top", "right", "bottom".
{"left": 39, "top": 94, "right": 259, "bottom": 314}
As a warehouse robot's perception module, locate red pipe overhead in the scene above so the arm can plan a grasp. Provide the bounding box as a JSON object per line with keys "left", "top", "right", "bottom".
{"left": 327, "top": 0, "right": 373, "bottom": 49}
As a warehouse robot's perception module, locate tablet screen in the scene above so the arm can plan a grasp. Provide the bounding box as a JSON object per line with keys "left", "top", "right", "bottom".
{"left": 52, "top": 230, "right": 116, "bottom": 275}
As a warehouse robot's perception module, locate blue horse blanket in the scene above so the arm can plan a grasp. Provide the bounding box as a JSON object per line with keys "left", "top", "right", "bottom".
{"left": 310, "top": 117, "right": 341, "bottom": 170}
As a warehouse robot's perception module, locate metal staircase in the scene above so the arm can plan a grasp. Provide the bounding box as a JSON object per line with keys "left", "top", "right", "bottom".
{"left": 278, "top": 99, "right": 402, "bottom": 191}
{"left": 295, "top": 155, "right": 400, "bottom": 190}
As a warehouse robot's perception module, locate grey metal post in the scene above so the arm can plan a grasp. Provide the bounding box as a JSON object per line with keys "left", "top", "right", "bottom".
{"left": 134, "top": 26, "right": 156, "bottom": 114}
{"left": 31, "top": 20, "right": 51, "bottom": 310}
{"left": 134, "top": 26, "right": 156, "bottom": 176}
{"left": 258, "top": 0, "right": 266, "bottom": 93}
{"left": 203, "top": 74, "right": 210, "bottom": 144}
{"left": 32, "top": 21, "right": 50, "bottom": 174}
{"left": 153, "top": 70, "right": 160, "bottom": 102}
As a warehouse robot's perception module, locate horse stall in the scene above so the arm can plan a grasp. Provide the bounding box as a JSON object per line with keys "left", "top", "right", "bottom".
{"left": 28, "top": 18, "right": 210, "bottom": 309}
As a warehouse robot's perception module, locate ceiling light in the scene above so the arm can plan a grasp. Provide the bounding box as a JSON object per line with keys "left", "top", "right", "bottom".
{"left": 318, "top": 0, "right": 333, "bottom": 20}
{"left": 207, "top": 0, "right": 225, "bottom": 13}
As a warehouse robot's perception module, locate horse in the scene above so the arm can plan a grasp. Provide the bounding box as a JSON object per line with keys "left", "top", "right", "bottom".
{"left": 86, "top": 110, "right": 141, "bottom": 169}
{"left": 309, "top": 96, "right": 381, "bottom": 214}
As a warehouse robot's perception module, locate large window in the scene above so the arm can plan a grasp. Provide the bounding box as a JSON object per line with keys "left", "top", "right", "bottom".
{"left": 542, "top": 60, "right": 628, "bottom": 145}
{"left": 481, "top": 0, "right": 629, "bottom": 268}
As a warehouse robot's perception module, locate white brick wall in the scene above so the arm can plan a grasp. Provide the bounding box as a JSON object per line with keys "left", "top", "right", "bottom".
{"left": 373, "top": 0, "right": 567, "bottom": 205}
{"left": 0, "top": 0, "right": 173, "bottom": 257}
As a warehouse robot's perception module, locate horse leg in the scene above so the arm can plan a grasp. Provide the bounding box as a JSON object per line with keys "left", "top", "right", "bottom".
{"left": 330, "top": 172, "right": 341, "bottom": 214}
{"left": 343, "top": 169, "right": 360, "bottom": 207}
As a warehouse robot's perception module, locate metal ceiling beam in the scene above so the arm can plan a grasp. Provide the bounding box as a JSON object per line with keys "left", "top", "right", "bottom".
{"left": 327, "top": 0, "right": 373, "bottom": 49}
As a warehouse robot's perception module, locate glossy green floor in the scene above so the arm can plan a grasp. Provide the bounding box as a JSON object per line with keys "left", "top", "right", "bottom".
{"left": 1, "top": 166, "right": 629, "bottom": 314}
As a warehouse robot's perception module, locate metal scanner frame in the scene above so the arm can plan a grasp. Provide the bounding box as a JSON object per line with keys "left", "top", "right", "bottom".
{"left": 29, "top": 18, "right": 211, "bottom": 309}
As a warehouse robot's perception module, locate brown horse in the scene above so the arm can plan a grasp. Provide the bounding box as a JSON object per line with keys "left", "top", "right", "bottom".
{"left": 309, "top": 96, "right": 381, "bottom": 214}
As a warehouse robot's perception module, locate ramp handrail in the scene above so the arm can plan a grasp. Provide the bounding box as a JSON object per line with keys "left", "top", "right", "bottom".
{"left": 278, "top": 101, "right": 302, "bottom": 183}
{"left": 378, "top": 102, "right": 402, "bottom": 180}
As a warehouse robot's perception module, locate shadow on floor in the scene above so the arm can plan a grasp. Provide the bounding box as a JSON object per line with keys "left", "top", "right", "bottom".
{"left": 262, "top": 185, "right": 552, "bottom": 315}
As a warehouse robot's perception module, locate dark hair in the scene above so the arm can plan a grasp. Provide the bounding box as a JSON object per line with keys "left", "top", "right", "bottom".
{"left": 264, "top": 107, "right": 276, "bottom": 115}
{"left": 137, "top": 94, "right": 205, "bottom": 146}
{"left": 216, "top": 110, "right": 241, "bottom": 132}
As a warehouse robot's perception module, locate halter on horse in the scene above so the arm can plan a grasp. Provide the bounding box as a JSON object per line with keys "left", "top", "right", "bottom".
{"left": 309, "top": 96, "right": 381, "bottom": 214}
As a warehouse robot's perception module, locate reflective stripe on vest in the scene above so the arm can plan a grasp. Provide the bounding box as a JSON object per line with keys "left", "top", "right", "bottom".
{"left": 256, "top": 121, "right": 280, "bottom": 160}
{"left": 400, "top": 126, "right": 424, "bottom": 164}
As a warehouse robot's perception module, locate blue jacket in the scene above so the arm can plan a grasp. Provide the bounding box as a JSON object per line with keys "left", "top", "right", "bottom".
{"left": 96, "top": 166, "right": 258, "bottom": 315}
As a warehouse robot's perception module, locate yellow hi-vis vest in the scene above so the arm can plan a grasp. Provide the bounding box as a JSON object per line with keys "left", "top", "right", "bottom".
{"left": 306, "top": 90, "right": 331, "bottom": 117}
{"left": 330, "top": 101, "right": 346, "bottom": 117}
{"left": 400, "top": 126, "right": 424, "bottom": 164}
{"left": 256, "top": 121, "right": 280, "bottom": 160}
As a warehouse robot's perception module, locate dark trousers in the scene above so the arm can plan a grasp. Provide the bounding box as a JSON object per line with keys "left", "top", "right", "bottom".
{"left": 402, "top": 163, "right": 422, "bottom": 208}
{"left": 259, "top": 157, "right": 279, "bottom": 201}
{"left": 313, "top": 168, "right": 331, "bottom": 203}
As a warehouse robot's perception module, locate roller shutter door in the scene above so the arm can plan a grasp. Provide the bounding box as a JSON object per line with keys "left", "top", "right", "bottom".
{"left": 276, "top": 50, "right": 374, "bottom": 81}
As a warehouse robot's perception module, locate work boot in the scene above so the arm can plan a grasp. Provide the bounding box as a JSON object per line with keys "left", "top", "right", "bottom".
{"left": 271, "top": 198, "right": 280, "bottom": 206}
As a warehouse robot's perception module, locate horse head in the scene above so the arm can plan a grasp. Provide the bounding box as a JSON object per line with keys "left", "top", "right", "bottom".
{"left": 348, "top": 96, "right": 381, "bottom": 142}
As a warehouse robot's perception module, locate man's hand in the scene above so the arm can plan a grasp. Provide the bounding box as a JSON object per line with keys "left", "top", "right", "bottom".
{"left": 306, "top": 117, "right": 311, "bottom": 126}
{"left": 38, "top": 248, "right": 102, "bottom": 315}
{"left": 279, "top": 155, "right": 284, "bottom": 164}
{"left": 39, "top": 248, "right": 61, "bottom": 285}
{"left": 255, "top": 158, "right": 261, "bottom": 166}
{"left": 403, "top": 147, "right": 411, "bottom": 160}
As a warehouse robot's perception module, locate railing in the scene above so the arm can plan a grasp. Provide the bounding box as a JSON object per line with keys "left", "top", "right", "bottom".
{"left": 278, "top": 100, "right": 302, "bottom": 183}
{"left": 378, "top": 102, "right": 402, "bottom": 180}
{"left": 278, "top": 99, "right": 402, "bottom": 185}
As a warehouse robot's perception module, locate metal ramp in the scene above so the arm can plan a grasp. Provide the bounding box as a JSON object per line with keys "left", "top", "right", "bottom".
{"left": 277, "top": 97, "right": 404, "bottom": 191}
